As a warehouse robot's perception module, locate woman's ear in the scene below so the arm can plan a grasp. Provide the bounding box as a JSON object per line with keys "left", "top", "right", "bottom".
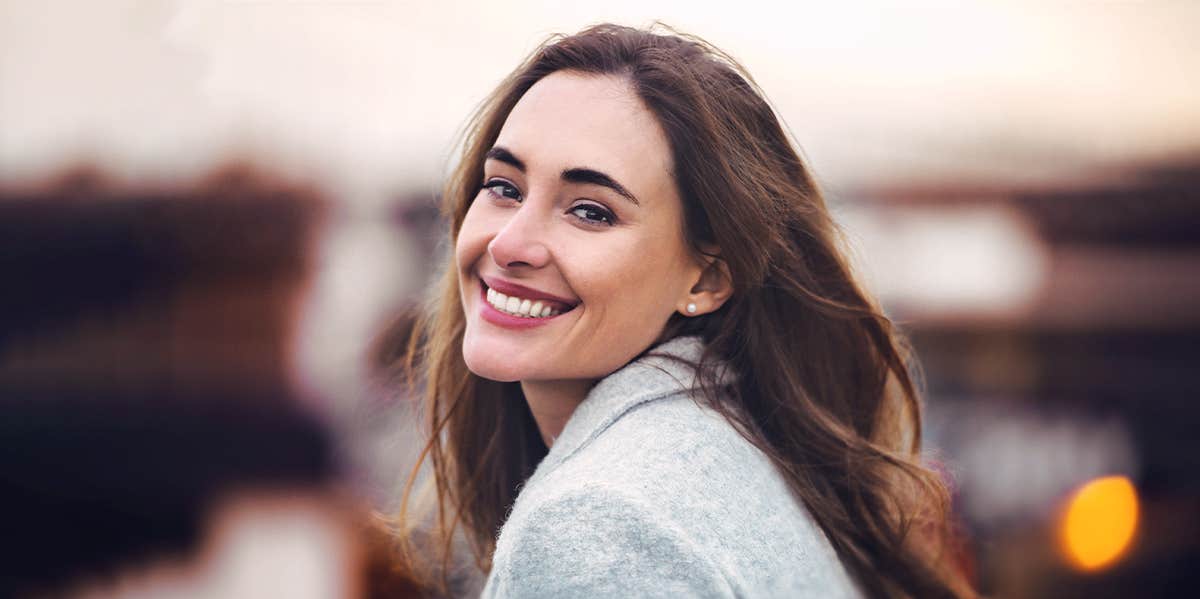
{"left": 678, "top": 249, "right": 733, "bottom": 317}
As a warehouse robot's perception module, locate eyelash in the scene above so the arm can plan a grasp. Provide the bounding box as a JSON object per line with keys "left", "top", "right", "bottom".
{"left": 481, "top": 179, "right": 521, "bottom": 201}
{"left": 480, "top": 178, "right": 618, "bottom": 227}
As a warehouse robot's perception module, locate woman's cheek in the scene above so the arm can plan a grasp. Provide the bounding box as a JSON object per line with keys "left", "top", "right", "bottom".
{"left": 455, "top": 205, "right": 492, "bottom": 271}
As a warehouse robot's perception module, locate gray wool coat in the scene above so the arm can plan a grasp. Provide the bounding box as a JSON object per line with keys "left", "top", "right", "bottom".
{"left": 480, "top": 336, "right": 864, "bottom": 598}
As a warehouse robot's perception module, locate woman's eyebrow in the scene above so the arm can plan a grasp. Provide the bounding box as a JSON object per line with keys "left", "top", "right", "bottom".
{"left": 562, "top": 168, "right": 640, "bottom": 206}
{"left": 485, "top": 146, "right": 525, "bottom": 171}
{"left": 486, "top": 145, "right": 640, "bottom": 206}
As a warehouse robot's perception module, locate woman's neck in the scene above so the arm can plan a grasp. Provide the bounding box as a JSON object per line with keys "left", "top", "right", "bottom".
{"left": 520, "top": 378, "right": 596, "bottom": 447}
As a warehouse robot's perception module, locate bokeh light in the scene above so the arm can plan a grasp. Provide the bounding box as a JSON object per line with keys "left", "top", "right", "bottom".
{"left": 1060, "top": 475, "right": 1140, "bottom": 572}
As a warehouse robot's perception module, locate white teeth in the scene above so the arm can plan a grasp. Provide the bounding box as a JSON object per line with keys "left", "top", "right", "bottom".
{"left": 485, "top": 287, "right": 567, "bottom": 318}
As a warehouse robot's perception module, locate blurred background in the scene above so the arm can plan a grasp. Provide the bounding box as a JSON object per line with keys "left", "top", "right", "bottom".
{"left": 2, "top": 1, "right": 1197, "bottom": 597}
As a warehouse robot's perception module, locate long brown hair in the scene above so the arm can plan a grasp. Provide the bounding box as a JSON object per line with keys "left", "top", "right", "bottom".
{"left": 394, "top": 23, "right": 972, "bottom": 599}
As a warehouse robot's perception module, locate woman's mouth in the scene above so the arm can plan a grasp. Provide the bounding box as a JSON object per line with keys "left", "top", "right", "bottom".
{"left": 485, "top": 287, "right": 565, "bottom": 318}
{"left": 478, "top": 276, "right": 579, "bottom": 325}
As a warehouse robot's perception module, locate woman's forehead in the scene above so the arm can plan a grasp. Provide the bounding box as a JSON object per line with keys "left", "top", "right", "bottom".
{"left": 493, "top": 71, "right": 674, "bottom": 198}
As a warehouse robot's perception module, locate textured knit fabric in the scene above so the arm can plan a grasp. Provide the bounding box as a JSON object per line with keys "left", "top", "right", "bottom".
{"left": 480, "top": 336, "right": 864, "bottom": 598}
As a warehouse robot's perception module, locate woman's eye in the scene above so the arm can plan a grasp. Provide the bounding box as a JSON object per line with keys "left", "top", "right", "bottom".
{"left": 569, "top": 204, "right": 615, "bottom": 226}
{"left": 483, "top": 180, "right": 521, "bottom": 201}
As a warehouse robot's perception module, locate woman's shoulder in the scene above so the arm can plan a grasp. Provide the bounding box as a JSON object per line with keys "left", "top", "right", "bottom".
{"left": 485, "top": 478, "right": 735, "bottom": 598}
{"left": 582, "top": 391, "right": 771, "bottom": 490}
{"left": 558, "top": 393, "right": 816, "bottom": 539}
{"left": 487, "top": 395, "right": 862, "bottom": 598}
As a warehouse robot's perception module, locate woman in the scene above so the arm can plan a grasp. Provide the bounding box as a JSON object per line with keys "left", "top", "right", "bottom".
{"left": 393, "top": 23, "right": 972, "bottom": 599}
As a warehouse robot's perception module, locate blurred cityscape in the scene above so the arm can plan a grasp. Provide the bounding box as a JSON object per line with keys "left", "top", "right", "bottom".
{"left": 2, "top": 1, "right": 1198, "bottom": 597}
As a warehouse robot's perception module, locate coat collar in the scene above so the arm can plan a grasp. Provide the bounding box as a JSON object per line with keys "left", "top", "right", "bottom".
{"left": 529, "top": 335, "right": 731, "bottom": 480}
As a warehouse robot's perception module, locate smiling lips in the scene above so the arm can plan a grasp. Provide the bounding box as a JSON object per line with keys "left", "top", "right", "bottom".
{"left": 486, "top": 287, "right": 562, "bottom": 318}
{"left": 479, "top": 275, "right": 578, "bottom": 324}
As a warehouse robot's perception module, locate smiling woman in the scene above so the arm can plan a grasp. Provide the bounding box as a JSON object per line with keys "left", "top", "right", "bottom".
{"left": 457, "top": 71, "right": 721, "bottom": 433}
{"left": 391, "top": 23, "right": 975, "bottom": 599}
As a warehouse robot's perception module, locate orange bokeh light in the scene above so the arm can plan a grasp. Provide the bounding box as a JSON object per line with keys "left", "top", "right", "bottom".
{"left": 1059, "top": 475, "right": 1139, "bottom": 572}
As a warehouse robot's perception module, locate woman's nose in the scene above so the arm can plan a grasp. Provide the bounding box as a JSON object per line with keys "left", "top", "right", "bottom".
{"left": 487, "top": 206, "right": 551, "bottom": 270}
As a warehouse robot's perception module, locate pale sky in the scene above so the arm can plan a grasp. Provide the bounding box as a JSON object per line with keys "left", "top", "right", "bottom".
{"left": 2, "top": 0, "right": 1198, "bottom": 206}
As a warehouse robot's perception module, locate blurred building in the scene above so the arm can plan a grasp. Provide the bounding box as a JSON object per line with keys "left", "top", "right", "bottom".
{"left": 837, "top": 162, "right": 1200, "bottom": 597}
{"left": 0, "top": 167, "right": 424, "bottom": 598}
{"left": 0, "top": 165, "right": 322, "bottom": 398}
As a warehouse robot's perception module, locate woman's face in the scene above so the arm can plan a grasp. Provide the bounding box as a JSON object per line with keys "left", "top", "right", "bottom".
{"left": 455, "top": 71, "right": 702, "bottom": 384}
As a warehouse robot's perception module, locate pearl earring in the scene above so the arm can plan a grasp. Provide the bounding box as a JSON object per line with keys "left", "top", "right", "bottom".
{"left": 686, "top": 303, "right": 697, "bottom": 314}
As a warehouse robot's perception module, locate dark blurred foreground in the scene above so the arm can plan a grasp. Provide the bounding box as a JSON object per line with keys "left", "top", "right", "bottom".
{"left": 0, "top": 167, "right": 423, "bottom": 598}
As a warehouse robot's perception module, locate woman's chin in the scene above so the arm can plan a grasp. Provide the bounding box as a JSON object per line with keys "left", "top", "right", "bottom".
{"left": 461, "top": 341, "right": 530, "bottom": 383}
